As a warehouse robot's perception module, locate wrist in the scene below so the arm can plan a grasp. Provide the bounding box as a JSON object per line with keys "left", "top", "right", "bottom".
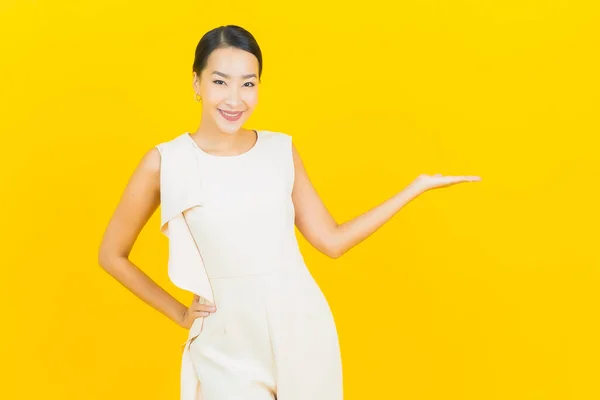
{"left": 174, "top": 304, "right": 187, "bottom": 328}
{"left": 403, "top": 181, "right": 427, "bottom": 198}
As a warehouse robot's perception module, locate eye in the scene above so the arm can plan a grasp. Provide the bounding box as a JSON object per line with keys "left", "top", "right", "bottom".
{"left": 213, "top": 80, "right": 226, "bottom": 85}
{"left": 244, "top": 82, "right": 255, "bottom": 87}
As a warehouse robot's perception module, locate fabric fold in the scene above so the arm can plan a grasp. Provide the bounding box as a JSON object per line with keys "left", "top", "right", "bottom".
{"left": 155, "top": 133, "right": 216, "bottom": 400}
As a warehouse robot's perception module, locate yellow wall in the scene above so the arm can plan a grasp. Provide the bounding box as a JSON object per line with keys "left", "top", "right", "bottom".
{"left": 1, "top": 1, "right": 598, "bottom": 398}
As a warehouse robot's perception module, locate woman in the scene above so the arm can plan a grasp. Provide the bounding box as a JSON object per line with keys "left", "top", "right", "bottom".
{"left": 98, "top": 25, "right": 481, "bottom": 400}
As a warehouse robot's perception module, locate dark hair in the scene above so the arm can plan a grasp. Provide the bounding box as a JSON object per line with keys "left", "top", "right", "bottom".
{"left": 192, "top": 25, "right": 263, "bottom": 81}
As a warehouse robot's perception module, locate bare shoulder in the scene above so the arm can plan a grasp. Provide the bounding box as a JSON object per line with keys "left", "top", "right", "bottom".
{"left": 140, "top": 146, "right": 161, "bottom": 172}
{"left": 290, "top": 140, "right": 306, "bottom": 170}
{"left": 97, "top": 146, "right": 162, "bottom": 263}
{"left": 123, "top": 146, "right": 162, "bottom": 196}
{"left": 142, "top": 146, "right": 162, "bottom": 188}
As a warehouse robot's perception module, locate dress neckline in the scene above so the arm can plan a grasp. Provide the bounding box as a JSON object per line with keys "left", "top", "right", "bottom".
{"left": 185, "top": 130, "right": 261, "bottom": 159}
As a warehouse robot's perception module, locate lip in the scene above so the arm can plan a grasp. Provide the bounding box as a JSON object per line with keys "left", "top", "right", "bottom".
{"left": 218, "top": 109, "right": 244, "bottom": 113}
{"left": 218, "top": 109, "right": 244, "bottom": 122}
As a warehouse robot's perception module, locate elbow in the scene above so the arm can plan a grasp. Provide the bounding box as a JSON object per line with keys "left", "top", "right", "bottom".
{"left": 325, "top": 243, "right": 344, "bottom": 259}
{"left": 324, "top": 229, "right": 344, "bottom": 259}
{"left": 97, "top": 249, "right": 111, "bottom": 269}
{"left": 97, "top": 245, "right": 121, "bottom": 270}
{"left": 328, "top": 250, "right": 343, "bottom": 259}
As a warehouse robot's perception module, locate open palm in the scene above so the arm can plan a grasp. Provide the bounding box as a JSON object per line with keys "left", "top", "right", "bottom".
{"left": 412, "top": 173, "right": 481, "bottom": 192}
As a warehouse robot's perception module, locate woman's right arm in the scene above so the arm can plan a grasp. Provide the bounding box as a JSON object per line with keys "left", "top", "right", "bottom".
{"left": 97, "top": 147, "right": 188, "bottom": 328}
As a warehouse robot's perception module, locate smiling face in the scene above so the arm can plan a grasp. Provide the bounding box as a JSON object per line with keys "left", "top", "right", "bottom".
{"left": 193, "top": 46, "right": 260, "bottom": 135}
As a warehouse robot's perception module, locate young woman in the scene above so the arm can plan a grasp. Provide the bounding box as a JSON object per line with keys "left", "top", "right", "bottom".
{"left": 98, "top": 25, "right": 481, "bottom": 400}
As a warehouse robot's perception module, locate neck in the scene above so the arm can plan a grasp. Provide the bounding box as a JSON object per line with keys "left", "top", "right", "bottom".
{"left": 193, "top": 121, "right": 242, "bottom": 150}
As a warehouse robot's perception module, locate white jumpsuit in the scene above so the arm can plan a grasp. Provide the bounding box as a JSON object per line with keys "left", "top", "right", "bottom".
{"left": 155, "top": 130, "right": 343, "bottom": 400}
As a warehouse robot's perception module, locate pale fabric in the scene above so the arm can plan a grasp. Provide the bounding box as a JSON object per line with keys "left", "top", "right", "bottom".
{"left": 155, "top": 131, "right": 343, "bottom": 400}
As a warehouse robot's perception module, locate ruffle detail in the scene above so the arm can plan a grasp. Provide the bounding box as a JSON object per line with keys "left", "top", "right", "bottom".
{"left": 155, "top": 133, "right": 216, "bottom": 400}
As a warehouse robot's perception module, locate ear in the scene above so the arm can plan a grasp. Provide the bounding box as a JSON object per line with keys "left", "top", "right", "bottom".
{"left": 192, "top": 71, "right": 201, "bottom": 91}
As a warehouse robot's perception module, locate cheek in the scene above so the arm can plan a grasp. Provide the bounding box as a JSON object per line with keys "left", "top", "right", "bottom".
{"left": 203, "top": 86, "right": 227, "bottom": 104}
{"left": 243, "top": 91, "right": 259, "bottom": 108}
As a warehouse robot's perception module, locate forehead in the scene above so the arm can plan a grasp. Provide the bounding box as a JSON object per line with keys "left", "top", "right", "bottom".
{"left": 205, "top": 47, "right": 259, "bottom": 76}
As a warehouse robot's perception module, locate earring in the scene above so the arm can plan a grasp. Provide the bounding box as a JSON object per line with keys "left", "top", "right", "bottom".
{"left": 194, "top": 93, "right": 202, "bottom": 102}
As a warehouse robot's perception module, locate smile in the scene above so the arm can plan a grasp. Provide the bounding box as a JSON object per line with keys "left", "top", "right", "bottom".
{"left": 218, "top": 109, "right": 244, "bottom": 121}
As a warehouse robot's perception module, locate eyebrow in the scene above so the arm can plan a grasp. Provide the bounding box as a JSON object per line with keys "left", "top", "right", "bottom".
{"left": 212, "top": 70, "right": 257, "bottom": 79}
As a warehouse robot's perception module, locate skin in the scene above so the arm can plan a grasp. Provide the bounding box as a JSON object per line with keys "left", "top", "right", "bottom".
{"left": 97, "top": 46, "right": 482, "bottom": 330}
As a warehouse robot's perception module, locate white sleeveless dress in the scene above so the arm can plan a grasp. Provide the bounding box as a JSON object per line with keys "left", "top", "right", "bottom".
{"left": 155, "top": 130, "right": 343, "bottom": 400}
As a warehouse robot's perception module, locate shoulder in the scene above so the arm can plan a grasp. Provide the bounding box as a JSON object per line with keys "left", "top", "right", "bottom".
{"left": 258, "top": 130, "right": 294, "bottom": 153}
{"left": 258, "top": 130, "right": 304, "bottom": 168}
{"left": 138, "top": 132, "right": 193, "bottom": 180}
{"left": 125, "top": 145, "right": 162, "bottom": 193}
{"left": 140, "top": 147, "right": 161, "bottom": 174}
{"left": 258, "top": 129, "right": 291, "bottom": 141}
{"left": 154, "top": 132, "right": 192, "bottom": 156}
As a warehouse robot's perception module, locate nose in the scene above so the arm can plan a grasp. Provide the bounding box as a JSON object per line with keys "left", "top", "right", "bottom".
{"left": 224, "top": 86, "right": 241, "bottom": 107}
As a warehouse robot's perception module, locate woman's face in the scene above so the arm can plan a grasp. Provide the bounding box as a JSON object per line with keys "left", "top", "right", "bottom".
{"left": 193, "top": 46, "right": 260, "bottom": 135}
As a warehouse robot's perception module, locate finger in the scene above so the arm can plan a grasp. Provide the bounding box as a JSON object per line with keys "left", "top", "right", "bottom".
{"left": 455, "top": 175, "right": 480, "bottom": 182}
{"left": 192, "top": 309, "right": 211, "bottom": 317}
{"left": 437, "top": 176, "right": 465, "bottom": 185}
{"left": 195, "top": 304, "right": 217, "bottom": 312}
{"left": 445, "top": 176, "right": 478, "bottom": 183}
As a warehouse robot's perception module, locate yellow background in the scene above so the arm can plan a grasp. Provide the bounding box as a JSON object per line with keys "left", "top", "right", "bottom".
{"left": 1, "top": 0, "right": 598, "bottom": 398}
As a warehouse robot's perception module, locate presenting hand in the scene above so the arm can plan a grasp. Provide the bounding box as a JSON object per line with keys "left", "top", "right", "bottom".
{"left": 410, "top": 173, "right": 481, "bottom": 193}
{"left": 179, "top": 294, "right": 216, "bottom": 330}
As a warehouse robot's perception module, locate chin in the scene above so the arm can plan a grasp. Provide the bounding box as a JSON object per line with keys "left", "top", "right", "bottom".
{"left": 215, "top": 118, "right": 248, "bottom": 134}
{"left": 216, "top": 123, "right": 242, "bottom": 135}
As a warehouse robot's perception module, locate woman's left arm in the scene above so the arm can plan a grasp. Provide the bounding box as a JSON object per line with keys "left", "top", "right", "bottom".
{"left": 291, "top": 143, "right": 480, "bottom": 259}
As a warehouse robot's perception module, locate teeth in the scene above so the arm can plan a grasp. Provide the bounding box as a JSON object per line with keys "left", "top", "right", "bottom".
{"left": 221, "top": 110, "right": 241, "bottom": 116}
